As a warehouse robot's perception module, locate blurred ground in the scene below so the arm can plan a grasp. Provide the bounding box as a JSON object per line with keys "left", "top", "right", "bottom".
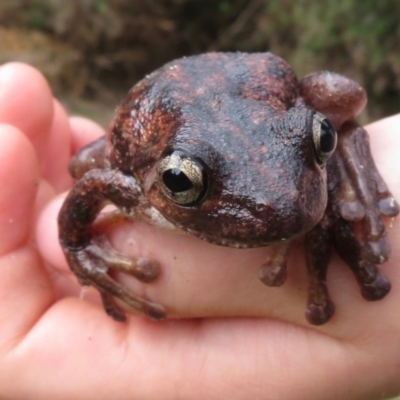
{"left": 0, "top": 0, "right": 399, "bottom": 127}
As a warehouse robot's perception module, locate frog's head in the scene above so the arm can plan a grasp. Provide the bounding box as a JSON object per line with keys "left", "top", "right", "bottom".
{"left": 144, "top": 102, "right": 337, "bottom": 248}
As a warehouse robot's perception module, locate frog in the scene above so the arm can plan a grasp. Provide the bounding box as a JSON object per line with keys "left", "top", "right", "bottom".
{"left": 58, "top": 52, "right": 399, "bottom": 325}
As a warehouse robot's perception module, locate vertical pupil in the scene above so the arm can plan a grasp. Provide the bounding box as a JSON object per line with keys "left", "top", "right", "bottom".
{"left": 162, "top": 168, "right": 193, "bottom": 192}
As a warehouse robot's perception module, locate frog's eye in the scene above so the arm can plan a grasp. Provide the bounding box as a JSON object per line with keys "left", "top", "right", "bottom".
{"left": 312, "top": 112, "right": 337, "bottom": 164}
{"left": 158, "top": 150, "right": 207, "bottom": 206}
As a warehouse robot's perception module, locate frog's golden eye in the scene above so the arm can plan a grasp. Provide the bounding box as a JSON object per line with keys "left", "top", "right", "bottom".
{"left": 312, "top": 112, "right": 337, "bottom": 164}
{"left": 158, "top": 150, "right": 207, "bottom": 206}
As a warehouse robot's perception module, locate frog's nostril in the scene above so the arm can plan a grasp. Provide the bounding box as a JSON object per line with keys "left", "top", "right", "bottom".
{"left": 255, "top": 203, "right": 267, "bottom": 212}
{"left": 254, "top": 201, "right": 274, "bottom": 214}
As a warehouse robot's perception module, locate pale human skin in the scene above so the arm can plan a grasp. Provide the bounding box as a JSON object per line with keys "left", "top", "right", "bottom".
{"left": 0, "top": 62, "right": 399, "bottom": 400}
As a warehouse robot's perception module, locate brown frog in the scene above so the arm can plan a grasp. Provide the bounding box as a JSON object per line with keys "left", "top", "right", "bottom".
{"left": 58, "top": 52, "right": 399, "bottom": 325}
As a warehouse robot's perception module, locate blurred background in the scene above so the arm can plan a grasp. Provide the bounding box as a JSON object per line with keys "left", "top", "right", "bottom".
{"left": 0, "top": 0, "right": 399, "bottom": 127}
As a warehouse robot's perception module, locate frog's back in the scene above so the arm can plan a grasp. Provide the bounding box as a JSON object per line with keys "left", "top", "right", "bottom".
{"left": 106, "top": 52, "right": 301, "bottom": 173}
{"left": 146, "top": 52, "right": 299, "bottom": 111}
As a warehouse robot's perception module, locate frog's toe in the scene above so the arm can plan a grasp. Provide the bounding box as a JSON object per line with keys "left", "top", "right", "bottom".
{"left": 259, "top": 263, "right": 287, "bottom": 286}
{"left": 258, "top": 242, "right": 291, "bottom": 287}
{"left": 100, "top": 291, "right": 127, "bottom": 322}
{"left": 332, "top": 217, "right": 392, "bottom": 303}
{"left": 378, "top": 196, "right": 400, "bottom": 217}
{"left": 101, "top": 290, "right": 166, "bottom": 321}
{"left": 361, "top": 236, "right": 391, "bottom": 265}
{"left": 84, "top": 234, "right": 161, "bottom": 282}
{"left": 142, "top": 302, "right": 167, "bottom": 320}
{"left": 338, "top": 198, "right": 365, "bottom": 221}
{"left": 64, "top": 246, "right": 165, "bottom": 322}
{"left": 358, "top": 269, "right": 391, "bottom": 301}
{"left": 135, "top": 258, "right": 160, "bottom": 282}
{"left": 305, "top": 299, "right": 335, "bottom": 325}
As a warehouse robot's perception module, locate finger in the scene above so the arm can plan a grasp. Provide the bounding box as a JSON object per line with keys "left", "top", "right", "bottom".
{"left": 2, "top": 310, "right": 399, "bottom": 399}
{"left": 42, "top": 100, "right": 73, "bottom": 193}
{"left": 69, "top": 116, "right": 105, "bottom": 154}
{"left": 0, "top": 125, "right": 38, "bottom": 255}
{"left": 36, "top": 194, "right": 70, "bottom": 274}
{"left": 0, "top": 124, "right": 54, "bottom": 342}
{"left": 0, "top": 63, "right": 53, "bottom": 161}
{"left": 367, "top": 113, "right": 400, "bottom": 191}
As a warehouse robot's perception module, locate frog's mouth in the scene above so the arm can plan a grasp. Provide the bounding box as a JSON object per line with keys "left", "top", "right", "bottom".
{"left": 170, "top": 197, "right": 327, "bottom": 250}
{"left": 184, "top": 228, "right": 294, "bottom": 249}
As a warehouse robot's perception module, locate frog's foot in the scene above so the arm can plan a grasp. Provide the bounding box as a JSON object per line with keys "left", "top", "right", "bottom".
{"left": 333, "top": 122, "right": 399, "bottom": 265}
{"left": 259, "top": 242, "right": 291, "bottom": 287}
{"left": 304, "top": 217, "right": 335, "bottom": 325}
{"left": 63, "top": 238, "right": 165, "bottom": 322}
{"left": 85, "top": 234, "right": 160, "bottom": 283}
{"left": 332, "top": 217, "right": 391, "bottom": 302}
{"left": 58, "top": 169, "right": 166, "bottom": 321}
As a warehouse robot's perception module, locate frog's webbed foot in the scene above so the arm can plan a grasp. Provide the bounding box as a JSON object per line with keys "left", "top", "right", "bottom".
{"left": 58, "top": 169, "right": 166, "bottom": 322}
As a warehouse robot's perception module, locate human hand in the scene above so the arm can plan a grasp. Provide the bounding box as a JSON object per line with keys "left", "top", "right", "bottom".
{"left": 0, "top": 62, "right": 399, "bottom": 399}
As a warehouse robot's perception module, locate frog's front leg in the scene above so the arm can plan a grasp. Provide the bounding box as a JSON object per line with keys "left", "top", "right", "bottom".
{"left": 58, "top": 169, "right": 165, "bottom": 321}
{"left": 334, "top": 122, "right": 399, "bottom": 261}
{"left": 304, "top": 215, "right": 334, "bottom": 325}
{"left": 300, "top": 71, "right": 399, "bottom": 324}
{"left": 328, "top": 122, "right": 398, "bottom": 298}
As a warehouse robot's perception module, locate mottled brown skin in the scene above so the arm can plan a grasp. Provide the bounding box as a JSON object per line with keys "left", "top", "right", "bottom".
{"left": 58, "top": 52, "right": 399, "bottom": 325}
